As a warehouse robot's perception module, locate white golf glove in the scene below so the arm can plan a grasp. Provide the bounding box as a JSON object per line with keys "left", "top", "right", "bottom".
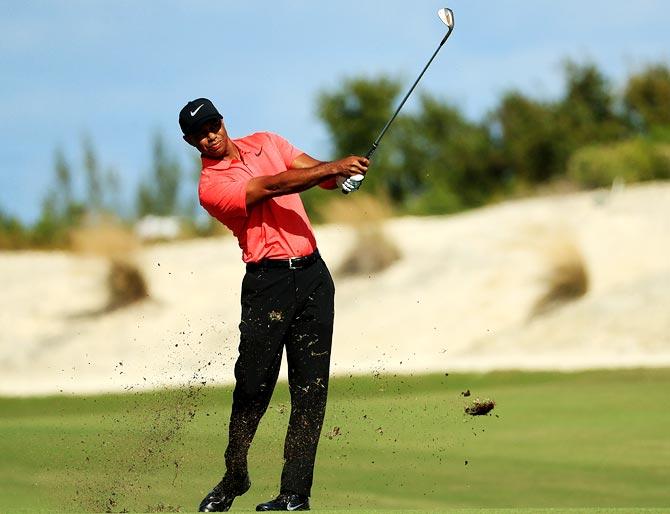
{"left": 337, "top": 174, "right": 365, "bottom": 194}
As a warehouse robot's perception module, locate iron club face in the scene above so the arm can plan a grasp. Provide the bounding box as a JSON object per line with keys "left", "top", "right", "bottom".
{"left": 437, "top": 7, "right": 454, "bottom": 29}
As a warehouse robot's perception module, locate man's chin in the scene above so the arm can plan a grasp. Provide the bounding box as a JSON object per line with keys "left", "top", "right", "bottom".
{"left": 203, "top": 149, "right": 225, "bottom": 159}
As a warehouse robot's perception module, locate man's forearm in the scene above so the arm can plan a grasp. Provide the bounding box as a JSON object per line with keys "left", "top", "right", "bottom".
{"left": 246, "top": 162, "right": 339, "bottom": 206}
{"left": 271, "top": 163, "right": 339, "bottom": 193}
{"left": 288, "top": 154, "right": 337, "bottom": 190}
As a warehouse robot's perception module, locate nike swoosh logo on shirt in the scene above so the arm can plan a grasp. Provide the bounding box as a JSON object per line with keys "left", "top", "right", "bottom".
{"left": 190, "top": 104, "right": 204, "bottom": 116}
{"left": 254, "top": 146, "right": 263, "bottom": 157}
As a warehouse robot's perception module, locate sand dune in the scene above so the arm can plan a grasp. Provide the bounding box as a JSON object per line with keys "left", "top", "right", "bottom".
{"left": 1, "top": 182, "right": 669, "bottom": 396}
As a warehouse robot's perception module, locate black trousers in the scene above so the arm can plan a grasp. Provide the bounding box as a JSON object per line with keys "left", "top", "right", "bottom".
{"left": 221, "top": 253, "right": 335, "bottom": 497}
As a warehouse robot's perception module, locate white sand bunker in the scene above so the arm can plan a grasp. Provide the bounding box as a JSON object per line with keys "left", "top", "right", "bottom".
{"left": 1, "top": 182, "right": 669, "bottom": 396}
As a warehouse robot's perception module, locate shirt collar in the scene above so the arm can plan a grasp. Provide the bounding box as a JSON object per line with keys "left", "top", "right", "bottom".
{"left": 201, "top": 136, "right": 262, "bottom": 170}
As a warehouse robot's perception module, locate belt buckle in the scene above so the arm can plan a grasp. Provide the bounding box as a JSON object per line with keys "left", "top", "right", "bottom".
{"left": 288, "top": 257, "right": 298, "bottom": 270}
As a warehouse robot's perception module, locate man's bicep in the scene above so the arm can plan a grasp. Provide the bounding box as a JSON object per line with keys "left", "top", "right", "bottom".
{"left": 199, "top": 177, "right": 248, "bottom": 220}
{"left": 290, "top": 153, "right": 323, "bottom": 169}
{"left": 245, "top": 176, "right": 275, "bottom": 208}
{"left": 266, "top": 132, "right": 304, "bottom": 168}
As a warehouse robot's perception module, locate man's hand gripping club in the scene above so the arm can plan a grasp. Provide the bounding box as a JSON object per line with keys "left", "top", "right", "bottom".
{"left": 334, "top": 156, "right": 369, "bottom": 194}
{"left": 337, "top": 174, "right": 365, "bottom": 194}
{"left": 340, "top": 150, "right": 373, "bottom": 194}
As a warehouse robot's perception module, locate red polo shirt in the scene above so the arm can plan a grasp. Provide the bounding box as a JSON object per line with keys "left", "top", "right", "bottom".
{"left": 199, "top": 132, "right": 318, "bottom": 263}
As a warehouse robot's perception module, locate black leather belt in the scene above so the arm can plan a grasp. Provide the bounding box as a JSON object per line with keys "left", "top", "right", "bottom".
{"left": 246, "top": 250, "right": 319, "bottom": 272}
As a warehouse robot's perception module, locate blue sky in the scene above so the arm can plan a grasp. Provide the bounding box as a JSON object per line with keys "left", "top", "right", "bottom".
{"left": 1, "top": 0, "right": 669, "bottom": 222}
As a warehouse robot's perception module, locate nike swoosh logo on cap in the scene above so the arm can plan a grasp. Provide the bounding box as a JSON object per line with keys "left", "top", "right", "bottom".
{"left": 190, "top": 104, "right": 204, "bottom": 116}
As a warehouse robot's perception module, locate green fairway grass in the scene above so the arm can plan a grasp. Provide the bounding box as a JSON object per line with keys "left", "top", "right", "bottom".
{"left": 1, "top": 369, "right": 669, "bottom": 512}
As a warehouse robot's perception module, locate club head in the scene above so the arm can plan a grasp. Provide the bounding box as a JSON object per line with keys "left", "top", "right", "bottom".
{"left": 437, "top": 7, "right": 454, "bottom": 29}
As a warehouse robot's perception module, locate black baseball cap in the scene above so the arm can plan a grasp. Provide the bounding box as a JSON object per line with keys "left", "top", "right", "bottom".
{"left": 179, "top": 98, "right": 222, "bottom": 135}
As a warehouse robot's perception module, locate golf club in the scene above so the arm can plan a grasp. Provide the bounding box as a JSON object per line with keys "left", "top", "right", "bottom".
{"left": 343, "top": 7, "right": 455, "bottom": 194}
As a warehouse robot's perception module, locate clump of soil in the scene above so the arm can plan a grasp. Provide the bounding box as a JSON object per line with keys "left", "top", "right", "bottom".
{"left": 465, "top": 398, "right": 496, "bottom": 416}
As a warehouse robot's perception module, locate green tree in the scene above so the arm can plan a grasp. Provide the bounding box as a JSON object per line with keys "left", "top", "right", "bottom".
{"left": 557, "top": 60, "right": 630, "bottom": 145}
{"left": 136, "top": 133, "right": 183, "bottom": 217}
{"left": 624, "top": 64, "right": 670, "bottom": 130}
{"left": 492, "top": 92, "right": 563, "bottom": 184}
{"left": 315, "top": 76, "right": 503, "bottom": 214}
{"left": 31, "top": 196, "right": 66, "bottom": 247}
{"left": 53, "top": 147, "right": 85, "bottom": 225}
{"left": 104, "top": 166, "right": 122, "bottom": 215}
{"left": 493, "top": 62, "right": 630, "bottom": 187}
{"left": 317, "top": 75, "right": 403, "bottom": 159}
{"left": 0, "top": 207, "right": 28, "bottom": 249}
{"left": 82, "top": 135, "right": 104, "bottom": 213}
{"left": 390, "top": 94, "right": 501, "bottom": 212}
{"left": 54, "top": 147, "right": 73, "bottom": 209}
{"left": 312, "top": 64, "right": 669, "bottom": 218}
{"left": 31, "top": 148, "right": 85, "bottom": 247}
{"left": 305, "top": 76, "right": 403, "bottom": 218}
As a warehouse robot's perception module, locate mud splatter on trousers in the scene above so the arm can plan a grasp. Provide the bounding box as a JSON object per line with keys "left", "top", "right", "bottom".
{"left": 220, "top": 253, "right": 335, "bottom": 497}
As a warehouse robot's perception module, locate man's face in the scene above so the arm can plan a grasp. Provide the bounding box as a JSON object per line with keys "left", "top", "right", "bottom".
{"left": 184, "top": 118, "right": 229, "bottom": 159}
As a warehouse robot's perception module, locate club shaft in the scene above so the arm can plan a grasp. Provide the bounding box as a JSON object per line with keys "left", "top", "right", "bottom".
{"left": 366, "top": 27, "right": 453, "bottom": 160}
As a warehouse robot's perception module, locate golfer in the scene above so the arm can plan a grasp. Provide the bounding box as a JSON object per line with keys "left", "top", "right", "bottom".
{"left": 179, "top": 98, "right": 368, "bottom": 512}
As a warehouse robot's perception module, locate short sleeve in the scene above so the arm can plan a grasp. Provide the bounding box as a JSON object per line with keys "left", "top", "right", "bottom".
{"left": 198, "top": 169, "right": 249, "bottom": 222}
{"left": 266, "top": 132, "right": 304, "bottom": 168}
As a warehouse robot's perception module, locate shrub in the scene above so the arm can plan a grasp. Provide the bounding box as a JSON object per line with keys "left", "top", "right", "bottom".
{"left": 0, "top": 211, "right": 29, "bottom": 250}
{"left": 106, "top": 258, "right": 149, "bottom": 310}
{"left": 531, "top": 233, "right": 589, "bottom": 318}
{"left": 567, "top": 138, "right": 670, "bottom": 188}
{"left": 318, "top": 194, "right": 401, "bottom": 277}
{"left": 70, "top": 222, "right": 149, "bottom": 311}
{"left": 338, "top": 227, "right": 402, "bottom": 277}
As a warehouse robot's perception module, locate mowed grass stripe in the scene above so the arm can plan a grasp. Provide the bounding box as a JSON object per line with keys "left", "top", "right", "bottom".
{"left": 1, "top": 369, "right": 669, "bottom": 512}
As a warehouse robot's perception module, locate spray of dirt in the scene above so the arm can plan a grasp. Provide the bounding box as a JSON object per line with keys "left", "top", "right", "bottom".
{"left": 73, "top": 329, "right": 224, "bottom": 513}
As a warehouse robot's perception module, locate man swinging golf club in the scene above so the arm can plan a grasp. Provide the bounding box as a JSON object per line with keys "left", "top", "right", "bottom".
{"left": 179, "top": 98, "right": 368, "bottom": 512}
{"left": 181, "top": 7, "right": 454, "bottom": 512}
